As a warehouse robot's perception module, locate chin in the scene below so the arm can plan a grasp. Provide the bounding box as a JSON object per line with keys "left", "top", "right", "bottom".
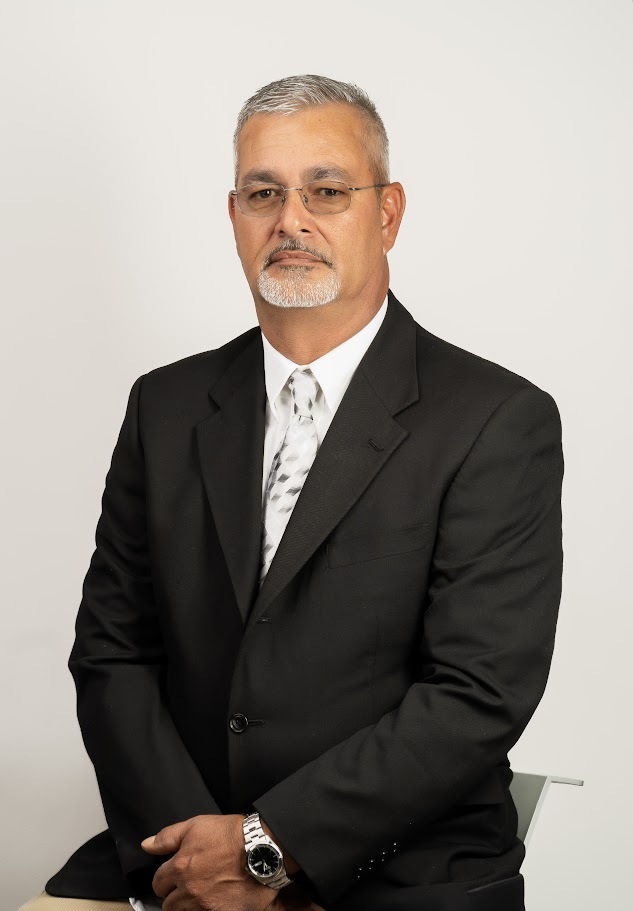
{"left": 257, "top": 270, "right": 341, "bottom": 309}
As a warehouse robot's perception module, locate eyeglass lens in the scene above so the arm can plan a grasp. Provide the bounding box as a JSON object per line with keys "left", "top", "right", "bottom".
{"left": 237, "top": 180, "right": 352, "bottom": 216}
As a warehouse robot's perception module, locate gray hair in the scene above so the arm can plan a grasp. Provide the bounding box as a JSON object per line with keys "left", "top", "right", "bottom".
{"left": 233, "top": 74, "right": 389, "bottom": 188}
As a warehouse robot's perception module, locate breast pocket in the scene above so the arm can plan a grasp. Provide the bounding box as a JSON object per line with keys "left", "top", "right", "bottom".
{"left": 326, "top": 522, "right": 433, "bottom": 567}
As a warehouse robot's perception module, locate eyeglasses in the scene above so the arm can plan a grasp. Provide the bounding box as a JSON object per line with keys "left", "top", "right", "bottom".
{"left": 230, "top": 180, "right": 390, "bottom": 217}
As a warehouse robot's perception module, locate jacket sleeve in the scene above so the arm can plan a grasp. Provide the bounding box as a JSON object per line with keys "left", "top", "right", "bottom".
{"left": 252, "top": 384, "right": 564, "bottom": 907}
{"left": 68, "top": 375, "right": 221, "bottom": 883}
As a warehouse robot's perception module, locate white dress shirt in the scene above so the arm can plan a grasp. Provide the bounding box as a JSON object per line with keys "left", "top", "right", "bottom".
{"left": 261, "top": 295, "right": 388, "bottom": 502}
{"left": 129, "top": 295, "right": 388, "bottom": 911}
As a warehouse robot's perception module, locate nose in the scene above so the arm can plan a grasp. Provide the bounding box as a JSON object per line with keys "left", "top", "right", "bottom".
{"left": 272, "top": 187, "right": 315, "bottom": 237}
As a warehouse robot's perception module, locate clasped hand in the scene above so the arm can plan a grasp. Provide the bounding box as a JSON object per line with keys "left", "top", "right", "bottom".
{"left": 141, "top": 813, "right": 324, "bottom": 911}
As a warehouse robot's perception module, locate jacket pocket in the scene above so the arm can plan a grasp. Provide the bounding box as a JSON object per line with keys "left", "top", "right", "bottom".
{"left": 326, "top": 522, "right": 433, "bottom": 567}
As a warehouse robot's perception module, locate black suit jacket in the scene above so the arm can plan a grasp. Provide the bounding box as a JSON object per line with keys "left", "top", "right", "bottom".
{"left": 46, "top": 290, "right": 563, "bottom": 910}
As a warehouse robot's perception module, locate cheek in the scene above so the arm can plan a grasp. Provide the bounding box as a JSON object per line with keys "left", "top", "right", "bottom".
{"left": 235, "top": 226, "right": 268, "bottom": 270}
{"left": 333, "top": 225, "right": 380, "bottom": 273}
{"left": 324, "top": 224, "right": 360, "bottom": 267}
{"left": 334, "top": 210, "right": 382, "bottom": 257}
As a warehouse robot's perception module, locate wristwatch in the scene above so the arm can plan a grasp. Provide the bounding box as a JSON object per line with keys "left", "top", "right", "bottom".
{"left": 243, "top": 811, "right": 293, "bottom": 890}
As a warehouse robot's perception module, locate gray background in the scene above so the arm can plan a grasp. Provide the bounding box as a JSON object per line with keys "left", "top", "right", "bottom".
{"left": 1, "top": 1, "right": 631, "bottom": 909}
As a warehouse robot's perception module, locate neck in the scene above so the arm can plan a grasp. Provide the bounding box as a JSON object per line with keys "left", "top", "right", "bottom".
{"left": 255, "top": 281, "right": 389, "bottom": 365}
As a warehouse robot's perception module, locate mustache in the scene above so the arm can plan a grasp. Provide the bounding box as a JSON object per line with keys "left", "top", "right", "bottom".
{"left": 263, "top": 239, "right": 333, "bottom": 269}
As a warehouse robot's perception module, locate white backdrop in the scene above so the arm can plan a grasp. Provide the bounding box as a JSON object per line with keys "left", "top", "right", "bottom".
{"left": 2, "top": 2, "right": 631, "bottom": 909}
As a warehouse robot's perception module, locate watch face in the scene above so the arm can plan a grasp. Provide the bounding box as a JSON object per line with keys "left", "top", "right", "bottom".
{"left": 247, "top": 843, "right": 282, "bottom": 878}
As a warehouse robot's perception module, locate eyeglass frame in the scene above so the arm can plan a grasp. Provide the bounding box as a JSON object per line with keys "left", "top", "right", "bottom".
{"left": 229, "top": 180, "right": 391, "bottom": 217}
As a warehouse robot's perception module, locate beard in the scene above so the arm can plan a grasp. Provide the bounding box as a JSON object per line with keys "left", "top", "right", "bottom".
{"left": 257, "top": 265, "right": 341, "bottom": 308}
{"left": 257, "top": 241, "right": 341, "bottom": 309}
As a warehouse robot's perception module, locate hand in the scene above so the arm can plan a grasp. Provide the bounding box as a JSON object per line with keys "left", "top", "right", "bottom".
{"left": 141, "top": 813, "right": 278, "bottom": 911}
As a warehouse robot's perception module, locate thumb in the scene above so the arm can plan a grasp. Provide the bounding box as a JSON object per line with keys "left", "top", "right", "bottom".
{"left": 141, "top": 819, "right": 190, "bottom": 854}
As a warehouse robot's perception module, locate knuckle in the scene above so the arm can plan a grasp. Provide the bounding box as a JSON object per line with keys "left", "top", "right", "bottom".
{"left": 173, "top": 854, "right": 189, "bottom": 875}
{"left": 183, "top": 879, "right": 200, "bottom": 898}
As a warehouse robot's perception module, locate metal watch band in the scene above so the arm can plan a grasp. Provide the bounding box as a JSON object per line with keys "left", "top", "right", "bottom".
{"left": 243, "top": 811, "right": 293, "bottom": 890}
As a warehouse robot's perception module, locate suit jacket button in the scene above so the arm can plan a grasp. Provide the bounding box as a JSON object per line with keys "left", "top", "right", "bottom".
{"left": 229, "top": 713, "right": 248, "bottom": 733}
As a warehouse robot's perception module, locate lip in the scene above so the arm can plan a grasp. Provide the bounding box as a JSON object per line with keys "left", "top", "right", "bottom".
{"left": 270, "top": 252, "right": 322, "bottom": 264}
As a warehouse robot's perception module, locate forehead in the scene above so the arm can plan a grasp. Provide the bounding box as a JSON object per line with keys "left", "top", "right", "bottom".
{"left": 236, "top": 103, "right": 373, "bottom": 184}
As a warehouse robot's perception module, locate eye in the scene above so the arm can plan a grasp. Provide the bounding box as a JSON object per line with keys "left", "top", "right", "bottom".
{"left": 317, "top": 186, "right": 343, "bottom": 197}
{"left": 249, "top": 187, "right": 280, "bottom": 201}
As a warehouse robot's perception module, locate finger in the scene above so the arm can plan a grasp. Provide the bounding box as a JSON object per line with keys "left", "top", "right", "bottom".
{"left": 160, "top": 883, "right": 183, "bottom": 911}
{"left": 151, "top": 857, "right": 180, "bottom": 899}
{"left": 141, "top": 819, "right": 191, "bottom": 854}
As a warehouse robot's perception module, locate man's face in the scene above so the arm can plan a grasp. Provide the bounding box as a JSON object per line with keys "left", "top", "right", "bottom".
{"left": 229, "top": 103, "right": 394, "bottom": 310}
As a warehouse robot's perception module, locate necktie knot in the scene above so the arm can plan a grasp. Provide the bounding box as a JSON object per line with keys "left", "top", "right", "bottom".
{"left": 288, "top": 368, "right": 319, "bottom": 418}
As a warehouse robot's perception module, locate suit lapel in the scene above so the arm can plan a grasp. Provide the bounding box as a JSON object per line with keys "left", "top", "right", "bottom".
{"left": 196, "top": 290, "right": 420, "bottom": 628}
{"left": 195, "top": 333, "right": 267, "bottom": 626}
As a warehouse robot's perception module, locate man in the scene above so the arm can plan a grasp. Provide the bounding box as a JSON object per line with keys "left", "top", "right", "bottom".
{"left": 34, "top": 74, "right": 563, "bottom": 911}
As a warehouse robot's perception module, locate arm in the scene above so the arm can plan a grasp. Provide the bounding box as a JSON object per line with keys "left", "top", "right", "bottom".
{"left": 69, "top": 375, "right": 221, "bottom": 883}
{"left": 252, "top": 384, "right": 564, "bottom": 907}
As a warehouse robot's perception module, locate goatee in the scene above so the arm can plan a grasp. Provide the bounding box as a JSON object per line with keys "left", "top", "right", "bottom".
{"left": 258, "top": 240, "right": 340, "bottom": 309}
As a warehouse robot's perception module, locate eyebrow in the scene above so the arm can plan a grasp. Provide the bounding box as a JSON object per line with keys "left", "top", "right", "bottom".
{"left": 239, "top": 164, "right": 355, "bottom": 187}
{"left": 240, "top": 169, "right": 280, "bottom": 186}
{"left": 307, "top": 165, "right": 354, "bottom": 183}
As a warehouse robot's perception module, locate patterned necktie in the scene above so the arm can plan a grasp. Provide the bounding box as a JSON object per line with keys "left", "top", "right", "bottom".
{"left": 259, "top": 367, "right": 320, "bottom": 587}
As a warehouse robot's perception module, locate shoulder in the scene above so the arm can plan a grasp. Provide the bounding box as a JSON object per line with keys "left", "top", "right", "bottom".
{"left": 133, "top": 325, "right": 260, "bottom": 403}
{"left": 407, "top": 323, "right": 562, "bottom": 494}
{"left": 412, "top": 321, "right": 559, "bottom": 422}
{"left": 141, "top": 325, "right": 259, "bottom": 387}
{"left": 127, "top": 325, "right": 260, "bottom": 424}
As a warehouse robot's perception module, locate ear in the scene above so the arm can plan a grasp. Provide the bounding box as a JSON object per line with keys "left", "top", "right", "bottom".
{"left": 228, "top": 191, "right": 237, "bottom": 235}
{"left": 380, "top": 183, "right": 406, "bottom": 255}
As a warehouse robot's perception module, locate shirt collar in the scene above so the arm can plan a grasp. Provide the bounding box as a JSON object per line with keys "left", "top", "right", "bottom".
{"left": 261, "top": 295, "right": 389, "bottom": 420}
